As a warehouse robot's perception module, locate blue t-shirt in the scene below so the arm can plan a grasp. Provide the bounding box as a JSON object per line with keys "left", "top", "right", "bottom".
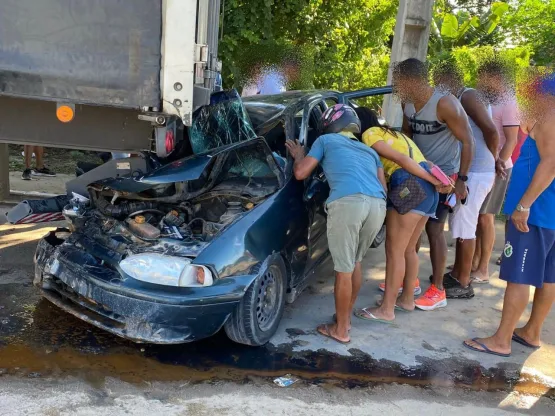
{"left": 504, "top": 136, "right": 555, "bottom": 230}
{"left": 308, "top": 133, "right": 385, "bottom": 204}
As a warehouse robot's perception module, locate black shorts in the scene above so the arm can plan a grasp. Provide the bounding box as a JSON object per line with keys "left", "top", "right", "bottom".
{"left": 429, "top": 192, "right": 451, "bottom": 223}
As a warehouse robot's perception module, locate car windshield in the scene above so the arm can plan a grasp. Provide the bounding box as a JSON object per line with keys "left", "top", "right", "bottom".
{"left": 189, "top": 92, "right": 257, "bottom": 154}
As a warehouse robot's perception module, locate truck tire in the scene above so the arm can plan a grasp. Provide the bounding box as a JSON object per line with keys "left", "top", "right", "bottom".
{"left": 225, "top": 256, "right": 287, "bottom": 346}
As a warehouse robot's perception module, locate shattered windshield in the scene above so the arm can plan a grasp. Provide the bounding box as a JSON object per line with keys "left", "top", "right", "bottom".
{"left": 190, "top": 90, "right": 257, "bottom": 154}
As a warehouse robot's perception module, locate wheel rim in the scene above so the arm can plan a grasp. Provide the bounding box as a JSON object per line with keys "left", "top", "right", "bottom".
{"left": 256, "top": 265, "right": 280, "bottom": 332}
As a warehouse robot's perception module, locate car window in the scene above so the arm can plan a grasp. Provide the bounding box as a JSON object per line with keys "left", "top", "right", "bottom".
{"left": 216, "top": 142, "right": 281, "bottom": 188}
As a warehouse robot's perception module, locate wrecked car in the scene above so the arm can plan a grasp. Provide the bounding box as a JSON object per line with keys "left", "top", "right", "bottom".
{"left": 32, "top": 88, "right": 391, "bottom": 346}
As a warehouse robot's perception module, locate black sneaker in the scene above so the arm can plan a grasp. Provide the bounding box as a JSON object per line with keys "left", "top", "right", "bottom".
{"left": 21, "top": 168, "right": 32, "bottom": 180}
{"left": 443, "top": 272, "right": 460, "bottom": 289}
{"left": 446, "top": 280, "right": 475, "bottom": 299}
{"left": 32, "top": 167, "right": 56, "bottom": 177}
{"left": 429, "top": 273, "right": 459, "bottom": 289}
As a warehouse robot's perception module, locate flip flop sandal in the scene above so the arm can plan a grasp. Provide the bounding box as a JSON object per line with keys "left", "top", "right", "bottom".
{"left": 512, "top": 333, "right": 540, "bottom": 350}
{"left": 463, "top": 338, "right": 511, "bottom": 357}
{"left": 316, "top": 324, "right": 350, "bottom": 345}
{"left": 354, "top": 308, "right": 394, "bottom": 324}
{"left": 470, "top": 275, "right": 490, "bottom": 284}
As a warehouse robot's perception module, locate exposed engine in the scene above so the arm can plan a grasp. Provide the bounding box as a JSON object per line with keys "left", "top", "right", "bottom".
{"left": 63, "top": 188, "right": 257, "bottom": 256}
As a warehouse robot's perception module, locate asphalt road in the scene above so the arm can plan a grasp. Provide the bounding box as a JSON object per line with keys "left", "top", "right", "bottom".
{"left": 0, "top": 205, "right": 554, "bottom": 415}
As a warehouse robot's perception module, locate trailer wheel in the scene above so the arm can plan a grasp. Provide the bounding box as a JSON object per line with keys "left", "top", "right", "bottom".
{"left": 225, "top": 256, "right": 287, "bottom": 346}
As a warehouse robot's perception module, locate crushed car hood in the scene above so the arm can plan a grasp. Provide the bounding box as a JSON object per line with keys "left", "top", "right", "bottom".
{"left": 95, "top": 138, "right": 280, "bottom": 193}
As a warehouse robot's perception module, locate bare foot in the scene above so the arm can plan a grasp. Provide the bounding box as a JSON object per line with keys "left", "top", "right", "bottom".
{"left": 376, "top": 296, "right": 415, "bottom": 312}
{"left": 361, "top": 306, "right": 395, "bottom": 321}
{"left": 317, "top": 323, "right": 350, "bottom": 344}
{"left": 513, "top": 327, "right": 541, "bottom": 348}
{"left": 471, "top": 269, "right": 490, "bottom": 284}
{"left": 332, "top": 314, "right": 351, "bottom": 331}
{"left": 463, "top": 336, "right": 511, "bottom": 356}
{"left": 395, "top": 296, "right": 416, "bottom": 311}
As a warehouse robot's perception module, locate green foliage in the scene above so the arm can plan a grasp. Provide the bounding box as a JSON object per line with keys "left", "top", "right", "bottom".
{"left": 430, "top": 45, "right": 531, "bottom": 87}
{"left": 430, "top": 2, "right": 510, "bottom": 55}
{"left": 220, "top": 0, "right": 397, "bottom": 93}
{"left": 502, "top": 0, "right": 555, "bottom": 67}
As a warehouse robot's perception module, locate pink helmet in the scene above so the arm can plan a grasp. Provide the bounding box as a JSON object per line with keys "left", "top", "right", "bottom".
{"left": 319, "top": 104, "right": 361, "bottom": 135}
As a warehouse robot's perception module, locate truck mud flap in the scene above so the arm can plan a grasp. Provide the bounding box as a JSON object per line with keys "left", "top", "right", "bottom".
{"left": 5, "top": 195, "right": 70, "bottom": 224}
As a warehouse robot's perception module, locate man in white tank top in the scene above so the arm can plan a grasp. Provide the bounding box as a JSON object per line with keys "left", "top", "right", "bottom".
{"left": 433, "top": 62, "right": 498, "bottom": 300}
{"left": 393, "top": 58, "right": 475, "bottom": 311}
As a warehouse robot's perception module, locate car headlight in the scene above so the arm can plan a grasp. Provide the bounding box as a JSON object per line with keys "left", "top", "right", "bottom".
{"left": 119, "top": 253, "right": 213, "bottom": 287}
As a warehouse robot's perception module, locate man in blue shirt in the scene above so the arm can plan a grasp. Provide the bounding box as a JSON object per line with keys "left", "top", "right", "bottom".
{"left": 286, "top": 104, "right": 386, "bottom": 344}
{"left": 464, "top": 73, "right": 555, "bottom": 357}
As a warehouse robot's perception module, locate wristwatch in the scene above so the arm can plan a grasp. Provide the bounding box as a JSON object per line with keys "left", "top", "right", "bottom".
{"left": 516, "top": 203, "right": 530, "bottom": 212}
{"left": 457, "top": 174, "right": 468, "bottom": 182}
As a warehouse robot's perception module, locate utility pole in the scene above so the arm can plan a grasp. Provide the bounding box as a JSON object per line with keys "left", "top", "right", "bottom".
{"left": 382, "top": 0, "right": 434, "bottom": 128}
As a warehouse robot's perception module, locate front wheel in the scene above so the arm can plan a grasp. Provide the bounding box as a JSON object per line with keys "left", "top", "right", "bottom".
{"left": 225, "top": 256, "right": 287, "bottom": 346}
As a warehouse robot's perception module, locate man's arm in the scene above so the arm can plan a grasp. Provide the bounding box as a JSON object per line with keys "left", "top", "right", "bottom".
{"left": 437, "top": 95, "right": 475, "bottom": 198}
{"left": 460, "top": 90, "right": 499, "bottom": 156}
{"left": 285, "top": 139, "right": 320, "bottom": 180}
{"left": 512, "top": 119, "right": 555, "bottom": 232}
{"left": 498, "top": 125, "right": 518, "bottom": 162}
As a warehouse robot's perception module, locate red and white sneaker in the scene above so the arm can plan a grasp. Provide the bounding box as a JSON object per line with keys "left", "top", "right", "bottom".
{"left": 415, "top": 284, "right": 447, "bottom": 311}
{"left": 379, "top": 278, "right": 421, "bottom": 296}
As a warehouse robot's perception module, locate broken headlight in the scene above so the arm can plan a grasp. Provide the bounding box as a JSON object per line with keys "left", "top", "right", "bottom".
{"left": 119, "top": 253, "right": 213, "bottom": 287}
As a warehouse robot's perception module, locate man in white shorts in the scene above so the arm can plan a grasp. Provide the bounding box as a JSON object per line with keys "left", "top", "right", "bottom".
{"left": 472, "top": 61, "right": 520, "bottom": 282}
{"left": 433, "top": 62, "right": 498, "bottom": 299}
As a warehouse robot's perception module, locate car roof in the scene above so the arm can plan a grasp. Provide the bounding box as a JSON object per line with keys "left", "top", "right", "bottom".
{"left": 242, "top": 90, "right": 337, "bottom": 129}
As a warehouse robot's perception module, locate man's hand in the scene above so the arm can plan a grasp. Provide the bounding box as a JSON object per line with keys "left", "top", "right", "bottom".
{"left": 495, "top": 159, "right": 507, "bottom": 179}
{"left": 511, "top": 209, "right": 530, "bottom": 233}
{"left": 436, "top": 184, "right": 454, "bottom": 194}
{"left": 455, "top": 179, "right": 468, "bottom": 200}
{"left": 285, "top": 139, "right": 305, "bottom": 161}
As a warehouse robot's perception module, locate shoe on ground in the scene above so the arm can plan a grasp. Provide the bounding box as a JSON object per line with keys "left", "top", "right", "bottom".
{"left": 21, "top": 168, "right": 32, "bottom": 180}
{"left": 415, "top": 284, "right": 447, "bottom": 311}
{"left": 379, "top": 278, "right": 421, "bottom": 296}
{"left": 32, "top": 167, "right": 56, "bottom": 177}
{"left": 446, "top": 280, "right": 475, "bottom": 299}
{"left": 429, "top": 273, "right": 459, "bottom": 289}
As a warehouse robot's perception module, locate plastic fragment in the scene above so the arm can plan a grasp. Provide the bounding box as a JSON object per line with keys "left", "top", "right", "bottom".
{"left": 273, "top": 374, "right": 299, "bottom": 387}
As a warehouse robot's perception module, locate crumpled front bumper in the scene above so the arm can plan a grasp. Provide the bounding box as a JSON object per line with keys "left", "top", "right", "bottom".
{"left": 34, "top": 230, "right": 250, "bottom": 344}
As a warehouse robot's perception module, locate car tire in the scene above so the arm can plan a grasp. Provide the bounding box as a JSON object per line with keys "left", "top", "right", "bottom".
{"left": 225, "top": 256, "right": 287, "bottom": 346}
{"left": 370, "top": 223, "right": 386, "bottom": 248}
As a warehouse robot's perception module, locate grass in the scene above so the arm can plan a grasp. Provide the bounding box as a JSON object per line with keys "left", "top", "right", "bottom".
{"left": 9, "top": 145, "right": 102, "bottom": 175}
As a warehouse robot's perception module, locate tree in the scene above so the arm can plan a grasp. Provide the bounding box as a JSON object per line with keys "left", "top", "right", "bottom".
{"left": 429, "top": 1, "right": 510, "bottom": 55}
{"left": 219, "top": 0, "right": 398, "bottom": 92}
{"left": 503, "top": 0, "right": 555, "bottom": 67}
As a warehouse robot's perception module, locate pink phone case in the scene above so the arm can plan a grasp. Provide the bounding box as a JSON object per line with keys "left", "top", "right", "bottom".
{"left": 431, "top": 165, "right": 451, "bottom": 185}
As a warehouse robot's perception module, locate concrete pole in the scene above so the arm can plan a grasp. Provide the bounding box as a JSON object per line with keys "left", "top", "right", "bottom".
{"left": 0, "top": 143, "right": 9, "bottom": 200}
{"left": 382, "top": 0, "right": 434, "bottom": 128}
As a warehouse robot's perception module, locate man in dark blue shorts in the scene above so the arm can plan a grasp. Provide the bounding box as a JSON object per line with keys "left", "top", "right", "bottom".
{"left": 464, "top": 73, "right": 555, "bottom": 356}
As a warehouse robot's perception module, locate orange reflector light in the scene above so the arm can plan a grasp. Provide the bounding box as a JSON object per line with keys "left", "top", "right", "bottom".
{"left": 56, "top": 105, "right": 74, "bottom": 123}
{"left": 196, "top": 267, "right": 206, "bottom": 285}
